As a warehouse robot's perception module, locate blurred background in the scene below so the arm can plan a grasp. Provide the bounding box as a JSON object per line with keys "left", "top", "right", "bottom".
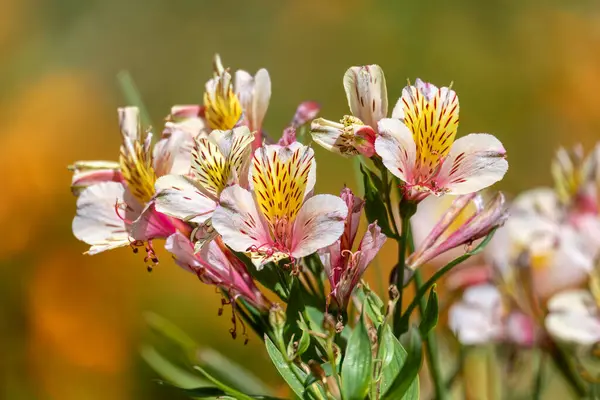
{"left": 2, "top": 0, "right": 600, "bottom": 398}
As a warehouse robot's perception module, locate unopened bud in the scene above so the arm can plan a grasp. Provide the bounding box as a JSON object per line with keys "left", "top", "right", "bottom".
{"left": 323, "top": 313, "right": 336, "bottom": 335}
{"left": 269, "top": 304, "right": 286, "bottom": 333}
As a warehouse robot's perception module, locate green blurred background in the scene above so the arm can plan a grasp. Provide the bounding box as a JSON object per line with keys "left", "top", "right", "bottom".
{"left": 2, "top": 0, "right": 600, "bottom": 398}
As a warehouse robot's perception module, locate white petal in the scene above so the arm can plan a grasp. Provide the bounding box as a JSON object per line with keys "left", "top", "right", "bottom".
{"left": 546, "top": 312, "right": 600, "bottom": 345}
{"left": 437, "top": 133, "right": 508, "bottom": 195}
{"left": 374, "top": 118, "right": 416, "bottom": 182}
{"left": 512, "top": 187, "right": 561, "bottom": 220}
{"left": 343, "top": 65, "right": 388, "bottom": 129}
{"left": 448, "top": 302, "right": 502, "bottom": 345}
{"left": 290, "top": 194, "right": 348, "bottom": 258}
{"left": 118, "top": 107, "right": 140, "bottom": 142}
{"left": 462, "top": 284, "right": 501, "bottom": 311}
{"left": 547, "top": 290, "right": 596, "bottom": 314}
{"left": 154, "top": 175, "right": 217, "bottom": 223}
{"left": 212, "top": 185, "right": 272, "bottom": 252}
{"left": 72, "top": 182, "right": 137, "bottom": 254}
{"left": 153, "top": 130, "right": 194, "bottom": 176}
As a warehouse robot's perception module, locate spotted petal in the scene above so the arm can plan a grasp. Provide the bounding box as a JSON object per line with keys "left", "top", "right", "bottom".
{"left": 72, "top": 182, "right": 140, "bottom": 254}
{"left": 251, "top": 143, "right": 316, "bottom": 226}
{"left": 436, "top": 133, "right": 508, "bottom": 195}
{"left": 290, "top": 194, "right": 348, "bottom": 258}
{"left": 375, "top": 118, "right": 417, "bottom": 183}
{"left": 343, "top": 65, "right": 388, "bottom": 130}
{"left": 212, "top": 185, "right": 272, "bottom": 254}
{"left": 154, "top": 175, "right": 217, "bottom": 223}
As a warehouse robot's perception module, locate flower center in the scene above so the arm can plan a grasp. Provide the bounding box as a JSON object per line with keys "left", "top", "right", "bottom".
{"left": 402, "top": 84, "right": 459, "bottom": 180}
{"left": 119, "top": 136, "right": 157, "bottom": 204}
{"left": 203, "top": 59, "right": 242, "bottom": 131}
{"left": 252, "top": 146, "right": 314, "bottom": 229}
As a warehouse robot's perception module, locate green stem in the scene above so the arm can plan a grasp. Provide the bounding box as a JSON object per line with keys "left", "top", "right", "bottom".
{"left": 392, "top": 214, "right": 411, "bottom": 337}
{"left": 399, "top": 229, "right": 498, "bottom": 330}
{"left": 548, "top": 344, "right": 587, "bottom": 398}
{"left": 533, "top": 351, "right": 545, "bottom": 400}
{"left": 414, "top": 270, "right": 447, "bottom": 400}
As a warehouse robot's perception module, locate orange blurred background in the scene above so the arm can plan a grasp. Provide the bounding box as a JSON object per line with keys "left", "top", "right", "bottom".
{"left": 2, "top": 1, "right": 600, "bottom": 398}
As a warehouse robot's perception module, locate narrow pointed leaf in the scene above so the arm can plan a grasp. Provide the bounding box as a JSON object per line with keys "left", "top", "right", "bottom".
{"left": 418, "top": 286, "right": 439, "bottom": 337}
{"left": 360, "top": 163, "right": 394, "bottom": 237}
{"left": 382, "top": 327, "right": 422, "bottom": 400}
{"left": 264, "top": 335, "right": 307, "bottom": 398}
{"left": 341, "top": 311, "right": 373, "bottom": 400}
{"left": 375, "top": 325, "right": 419, "bottom": 399}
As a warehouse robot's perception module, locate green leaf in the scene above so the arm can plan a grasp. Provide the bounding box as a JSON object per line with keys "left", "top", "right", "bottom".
{"left": 418, "top": 286, "right": 439, "bottom": 337}
{"left": 382, "top": 327, "right": 422, "bottom": 400}
{"left": 341, "top": 311, "right": 373, "bottom": 400}
{"left": 193, "top": 365, "right": 256, "bottom": 400}
{"left": 141, "top": 345, "right": 208, "bottom": 389}
{"left": 158, "top": 380, "right": 287, "bottom": 399}
{"left": 264, "top": 335, "right": 307, "bottom": 398}
{"left": 296, "top": 329, "right": 311, "bottom": 357}
{"left": 360, "top": 163, "right": 395, "bottom": 237}
{"left": 198, "top": 348, "right": 273, "bottom": 395}
{"left": 375, "top": 325, "right": 419, "bottom": 399}
{"left": 285, "top": 279, "right": 305, "bottom": 341}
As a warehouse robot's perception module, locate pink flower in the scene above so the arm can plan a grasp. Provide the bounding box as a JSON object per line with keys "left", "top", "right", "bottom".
{"left": 449, "top": 284, "right": 536, "bottom": 346}
{"left": 375, "top": 79, "right": 508, "bottom": 201}
{"left": 165, "top": 232, "right": 270, "bottom": 311}
{"left": 320, "top": 188, "right": 387, "bottom": 309}
{"left": 211, "top": 143, "right": 348, "bottom": 268}
{"left": 407, "top": 192, "right": 508, "bottom": 270}
{"left": 72, "top": 107, "right": 190, "bottom": 257}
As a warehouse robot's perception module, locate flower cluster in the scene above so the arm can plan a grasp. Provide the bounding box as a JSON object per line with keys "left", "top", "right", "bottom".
{"left": 69, "top": 58, "right": 514, "bottom": 399}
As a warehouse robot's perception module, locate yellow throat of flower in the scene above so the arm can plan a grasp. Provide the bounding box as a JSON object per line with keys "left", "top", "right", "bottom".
{"left": 203, "top": 55, "right": 242, "bottom": 131}
{"left": 402, "top": 84, "right": 459, "bottom": 177}
{"left": 119, "top": 137, "right": 157, "bottom": 204}
{"left": 252, "top": 146, "right": 313, "bottom": 229}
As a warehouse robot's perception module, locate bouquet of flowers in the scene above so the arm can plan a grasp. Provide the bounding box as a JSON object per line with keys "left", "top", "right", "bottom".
{"left": 69, "top": 55, "right": 600, "bottom": 399}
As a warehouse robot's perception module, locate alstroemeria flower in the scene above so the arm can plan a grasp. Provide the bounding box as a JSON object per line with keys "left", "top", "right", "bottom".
{"left": 449, "top": 284, "right": 535, "bottom": 346}
{"left": 488, "top": 188, "right": 597, "bottom": 306}
{"left": 212, "top": 143, "right": 348, "bottom": 268}
{"left": 153, "top": 126, "right": 254, "bottom": 244}
{"left": 320, "top": 187, "right": 387, "bottom": 309}
{"left": 311, "top": 65, "right": 387, "bottom": 157}
{"left": 545, "top": 288, "right": 600, "bottom": 381}
{"left": 407, "top": 192, "right": 508, "bottom": 270}
{"left": 72, "top": 107, "right": 190, "bottom": 256}
{"left": 552, "top": 143, "right": 600, "bottom": 213}
{"left": 165, "top": 232, "right": 270, "bottom": 311}
{"left": 375, "top": 79, "right": 508, "bottom": 201}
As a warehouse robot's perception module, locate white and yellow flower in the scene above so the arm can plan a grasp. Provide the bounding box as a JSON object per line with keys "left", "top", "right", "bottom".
{"left": 212, "top": 143, "right": 348, "bottom": 268}
{"left": 376, "top": 79, "right": 508, "bottom": 201}
{"left": 71, "top": 107, "right": 189, "bottom": 256}
{"left": 153, "top": 126, "right": 255, "bottom": 244}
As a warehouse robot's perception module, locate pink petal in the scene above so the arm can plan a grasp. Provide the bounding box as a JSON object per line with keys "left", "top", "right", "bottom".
{"left": 130, "top": 203, "right": 177, "bottom": 241}
{"left": 211, "top": 185, "right": 272, "bottom": 253}
{"left": 436, "top": 133, "right": 508, "bottom": 195}
{"left": 290, "top": 194, "right": 348, "bottom": 258}
{"left": 375, "top": 118, "right": 416, "bottom": 182}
